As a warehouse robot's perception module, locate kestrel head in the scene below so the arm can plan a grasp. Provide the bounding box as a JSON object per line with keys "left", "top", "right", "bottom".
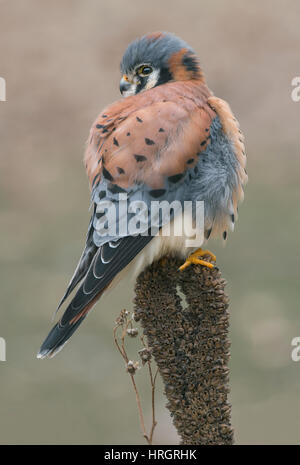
{"left": 120, "top": 32, "right": 204, "bottom": 97}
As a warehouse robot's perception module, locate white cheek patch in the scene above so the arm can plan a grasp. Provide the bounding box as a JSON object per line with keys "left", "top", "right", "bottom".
{"left": 121, "top": 69, "right": 159, "bottom": 96}
{"left": 144, "top": 69, "right": 160, "bottom": 90}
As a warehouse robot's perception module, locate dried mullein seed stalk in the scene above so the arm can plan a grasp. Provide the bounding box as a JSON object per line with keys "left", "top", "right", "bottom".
{"left": 134, "top": 255, "right": 233, "bottom": 445}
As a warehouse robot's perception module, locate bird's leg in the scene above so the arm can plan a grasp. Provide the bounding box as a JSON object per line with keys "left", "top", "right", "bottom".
{"left": 179, "top": 248, "right": 216, "bottom": 271}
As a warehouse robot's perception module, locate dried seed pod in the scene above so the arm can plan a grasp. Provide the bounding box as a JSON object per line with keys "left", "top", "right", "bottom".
{"left": 126, "top": 328, "right": 139, "bottom": 337}
{"left": 115, "top": 309, "right": 130, "bottom": 326}
{"left": 126, "top": 360, "right": 139, "bottom": 375}
{"left": 138, "top": 348, "right": 152, "bottom": 364}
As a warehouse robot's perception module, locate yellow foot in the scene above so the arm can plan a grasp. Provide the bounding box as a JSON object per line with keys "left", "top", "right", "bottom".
{"left": 179, "top": 248, "right": 216, "bottom": 271}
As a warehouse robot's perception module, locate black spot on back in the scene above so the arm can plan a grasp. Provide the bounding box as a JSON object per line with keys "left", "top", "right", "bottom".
{"left": 158, "top": 128, "right": 165, "bottom": 132}
{"left": 231, "top": 214, "right": 235, "bottom": 223}
{"left": 134, "top": 154, "right": 147, "bottom": 162}
{"left": 136, "top": 116, "right": 143, "bottom": 123}
{"left": 108, "top": 184, "right": 127, "bottom": 194}
{"left": 117, "top": 167, "right": 125, "bottom": 174}
{"left": 145, "top": 138, "right": 155, "bottom": 145}
{"left": 102, "top": 167, "right": 114, "bottom": 182}
{"left": 223, "top": 231, "right": 227, "bottom": 240}
{"left": 127, "top": 132, "right": 131, "bottom": 136}
{"left": 187, "top": 158, "right": 194, "bottom": 165}
{"left": 102, "top": 114, "right": 107, "bottom": 118}
{"left": 113, "top": 137, "right": 119, "bottom": 147}
{"left": 168, "top": 173, "right": 184, "bottom": 183}
{"left": 149, "top": 189, "right": 166, "bottom": 198}
{"left": 96, "top": 124, "right": 104, "bottom": 129}
{"left": 99, "top": 191, "right": 106, "bottom": 200}
{"left": 102, "top": 128, "right": 108, "bottom": 133}
{"left": 200, "top": 140, "right": 207, "bottom": 146}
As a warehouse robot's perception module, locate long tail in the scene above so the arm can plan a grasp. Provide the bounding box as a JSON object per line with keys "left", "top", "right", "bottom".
{"left": 37, "top": 234, "right": 153, "bottom": 358}
{"left": 37, "top": 290, "right": 105, "bottom": 359}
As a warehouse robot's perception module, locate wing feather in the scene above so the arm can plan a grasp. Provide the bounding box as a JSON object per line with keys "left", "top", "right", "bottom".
{"left": 38, "top": 234, "right": 153, "bottom": 358}
{"left": 207, "top": 96, "right": 248, "bottom": 210}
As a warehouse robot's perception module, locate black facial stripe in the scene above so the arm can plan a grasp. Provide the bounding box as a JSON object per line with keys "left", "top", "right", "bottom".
{"left": 156, "top": 67, "right": 173, "bottom": 86}
{"left": 129, "top": 66, "right": 173, "bottom": 95}
{"left": 135, "top": 76, "right": 146, "bottom": 94}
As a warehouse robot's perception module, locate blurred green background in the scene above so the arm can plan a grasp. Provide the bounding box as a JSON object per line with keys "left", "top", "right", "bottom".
{"left": 1, "top": 0, "right": 300, "bottom": 445}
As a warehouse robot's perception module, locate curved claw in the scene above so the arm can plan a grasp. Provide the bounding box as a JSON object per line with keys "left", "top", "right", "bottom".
{"left": 179, "top": 248, "right": 216, "bottom": 272}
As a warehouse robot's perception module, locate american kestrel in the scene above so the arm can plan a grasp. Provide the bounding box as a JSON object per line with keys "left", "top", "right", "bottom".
{"left": 38, "top": 32, "right": 247, "bottom": 358}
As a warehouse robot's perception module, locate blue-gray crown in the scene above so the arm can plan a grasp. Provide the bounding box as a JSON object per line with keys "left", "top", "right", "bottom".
{"left": 120, "top": 32, "right": 198, "bottom": 76}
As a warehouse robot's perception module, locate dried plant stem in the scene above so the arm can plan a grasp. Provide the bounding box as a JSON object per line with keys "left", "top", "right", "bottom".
{"left": 113, "top": 315, "right": 158, "bottom": 445}
{"left": 131, "top": 374, "right": 149, "bottom": 443}
{"left": 148, "top": 365, "right": 158, "bottom": 443}
{"left": 141, "top": 334, "right": 158, "bottom": 444}
{"left": 134, "top": 255, "right": 234, "bottom": 445}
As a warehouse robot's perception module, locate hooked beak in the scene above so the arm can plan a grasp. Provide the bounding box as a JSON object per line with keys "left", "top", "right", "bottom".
{"left": 119, "top": 76, "right": 132, "bottom": 95}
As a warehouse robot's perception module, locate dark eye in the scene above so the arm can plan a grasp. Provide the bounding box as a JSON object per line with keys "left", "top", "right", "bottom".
{"left": 138, "top": 65, "right": 153, "bottom": 76}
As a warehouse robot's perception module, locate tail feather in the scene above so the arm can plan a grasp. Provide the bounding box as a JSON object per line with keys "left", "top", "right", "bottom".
{"left": 37, "top": 289, "right": 104, "bottom": 359}
{"left": 38, "top": 233, "right": 153, "bottom": 358}
{"left": 54, "top": 213, "right": 97, "bottom": 316}
{"left": 37, "top": 315, "right": 86, "bottom": 359}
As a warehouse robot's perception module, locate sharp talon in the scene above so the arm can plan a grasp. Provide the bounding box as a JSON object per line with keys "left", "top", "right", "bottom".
{"left": 193, "top": 258, "right": 214, "bottom": 269}
{"left": 179, "top": 248, "right": 216, "bottom": 272}
{"left": 199, "top": 249, "right": 216, "bottom": 262}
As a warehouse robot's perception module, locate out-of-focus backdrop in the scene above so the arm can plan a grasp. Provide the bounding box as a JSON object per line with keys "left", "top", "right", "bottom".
{"left": 1, "top": 0, "right": 300, "bottom": 445}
